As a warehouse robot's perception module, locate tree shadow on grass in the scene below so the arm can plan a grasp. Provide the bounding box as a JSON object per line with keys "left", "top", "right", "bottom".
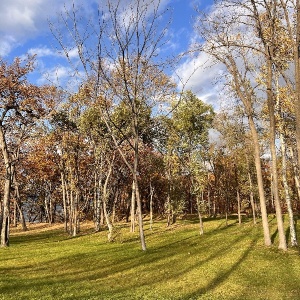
{"left": 2, "top": 219, "right": 262, "bottom": 300}
{"left": 181, "top": 238, "right": 258, "bottom": 300}
{"left": 271, "top": 228, "right": 278, "bottom": 244}
{"left": 6, "top": 232, "right": 246, "bottom": 296}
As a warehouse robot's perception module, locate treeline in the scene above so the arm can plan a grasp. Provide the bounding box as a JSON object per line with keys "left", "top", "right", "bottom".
{"left": 1, "top": 0, "right": 300, "bottom": 251}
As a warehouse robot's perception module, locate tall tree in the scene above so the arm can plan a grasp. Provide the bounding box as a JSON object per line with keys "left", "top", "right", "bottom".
{"left": 51, "top": 0, "right": 176, "bottom": 250}
{"left": 195, "top": 1, "right": 272, "bottom": 246}
{"left": 0, "top": 56, "right": 55, "bottom": 247}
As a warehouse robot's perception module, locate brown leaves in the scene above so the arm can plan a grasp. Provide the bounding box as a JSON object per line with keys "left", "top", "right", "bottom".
{"left": 0, "top": 55, "right": 58, "bottom": 124}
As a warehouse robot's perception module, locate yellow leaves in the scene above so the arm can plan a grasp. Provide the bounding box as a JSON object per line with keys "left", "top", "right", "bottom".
{"left": 258, "top": 12, "right": 293, "bottom": 69}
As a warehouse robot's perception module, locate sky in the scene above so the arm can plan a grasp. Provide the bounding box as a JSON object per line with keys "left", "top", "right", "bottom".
{"left": 0, "top": 0, "right": 222, "bottom": 109}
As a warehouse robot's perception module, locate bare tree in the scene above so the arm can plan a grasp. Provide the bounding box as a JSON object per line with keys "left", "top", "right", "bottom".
{"left": 194, "top": 1, "right": 273, "bottom": 246}
{"left": 51, "top": 0, "right": 176, "bottom": 250}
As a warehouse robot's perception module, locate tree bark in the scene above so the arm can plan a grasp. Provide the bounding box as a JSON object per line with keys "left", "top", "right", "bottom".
{"left": 196, "top": 192, "right": 204, "bottom": 235}
{"left": 266, "top": 56, "right": 287, "bottom": 250}
{"left": 248, "top": 116, "right": 272, "bottom": 246}
{"left": 288, "top": 146, "right": 300, "bottom": 201}
{"left": 149, "top": 181, "right": 154, "bottom": 231}
{"left": 0, "top": 128, "right": 12, "bottom": 247}
{"left": 295, "top": 0, "right": 300, "bottom": 168}
{"left": 130, "top": 180, "right": 136, "bottom": 233}
{"left": 133, "top": 128, "right": 146, "bottom": 250}
{"left": 248, "top": 170, "right": 257, "bottom": 225}
{"left": 61, "top": 172, "right": 68, "bottom": 233}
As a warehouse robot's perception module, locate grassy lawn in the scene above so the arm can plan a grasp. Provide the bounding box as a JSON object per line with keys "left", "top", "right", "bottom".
{"left": 0, "top": 216, "right": 299, "bottom": 300}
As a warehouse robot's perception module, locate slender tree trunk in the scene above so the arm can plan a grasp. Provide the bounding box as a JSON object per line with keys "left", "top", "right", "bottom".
{"left": 0, "top": 127, "right": 12, "bottom": 247}
{"left": 266, "top": 57, "right": 287, "bottom": 250}
{"left": 280, "top": 132, "right": 298, "bottom": 247}
{"left": 13, "top": 200, "right": 17, "bottom": 227}
{"left": 14, "top": 176, "right": 28, "bottom": 231}
{"left": 295, "top": 0, "right": 300, "bottom": 168}
{"left": 225, "top": 198, "right": 228, "bottom": 227}
{"left": 288, "top": 146, "right": 300, "bottom": 201}
{"left": 130, "top": 180, "right": 136, "bottom": 233}
{"left": 72, "top": 190, "right": 79, "bottom": 237}
{"left": 44, "top": 183, "right": 52, "bottom": 225}
{"left": 49, "top": 183, "right": 53, "bottom": 223}
{"left": 94, "top": 172, "right": 101, "bottom": 232}
{"left": 69, "top": 189, "right": 73, "bottom": 235}
{"left": 237, "top": 190, "right": 242, "bottom": 225}
{"left": 248, "top": 170, "right": 257, "bottom": 225}
{"left": 248, "top": 116, "right": 272, "bottom": 246}
{"left": 16, "top": 201, "right": 27, "bottom": 231}
{"left": 1, "top": 177, "right": 11, "bottom": 247}
{"left": 112, "top": 191, "right": 118, "bottom": 224}
{"left": 224, "top": 52, "right": 271, "bottom": 245}
{"left": 166, "top": 166, "right": 172, "bottom": 227}
{"left": 207, "top": 183, "right": 211, "bottom": 217}
{"left": 102, "top": 187, "right": 113, "bottom": 242}
{"left": 61, "top": 172, "right": 68, "bottom": 233}
{"left": 102, "top": 156, "right": 114, "bottom": 241}
{"left": 134, "top": 176, "right": 146, "bottom": 250}
{"left": 196, "top": 192, "right": 204, "bottom": 235}
{"left": 149, "top": 181, "right": 154, "bottom": 231}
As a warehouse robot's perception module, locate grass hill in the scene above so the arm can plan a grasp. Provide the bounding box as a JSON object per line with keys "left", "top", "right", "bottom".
{"left": 0, "top": 216, "right": 299, "bottom": 299}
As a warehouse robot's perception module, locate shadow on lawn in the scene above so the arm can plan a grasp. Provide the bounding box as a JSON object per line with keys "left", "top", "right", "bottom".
{"left": 181, "top": 237, "right": 259, "bottom": 300}
{"left": 2, "top": 220, "right": 260, "bottom": 300}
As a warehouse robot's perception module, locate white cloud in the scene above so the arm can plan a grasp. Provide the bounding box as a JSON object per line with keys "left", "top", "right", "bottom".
{"left": 38, "top": 65, "right": 86, "bottom": 92}
{"left": 174, "top": 52, "right": 226, "bottom": 109}
{"left": 0, "top": 0, "right": 97, "bottom": 55}
{"left": 28, "top": 46, "right": 59, "bottom": 58}
{"left": 66, "top": 48, "right": 80, "bottom": 59}
{"left": 38, "top": 65, "right": 72, "bottom": 85}
{"left": 0, "top": 35, "right": 18, "bottom": 56}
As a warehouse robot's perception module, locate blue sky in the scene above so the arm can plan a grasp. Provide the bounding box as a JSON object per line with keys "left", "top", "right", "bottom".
{"left": 0, "top": 0, "right": 221, "bottom": 107}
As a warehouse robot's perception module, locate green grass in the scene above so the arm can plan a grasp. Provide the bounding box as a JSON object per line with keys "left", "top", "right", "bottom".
{"left": 0, "top": 216, "right": 299, "bottom": 300}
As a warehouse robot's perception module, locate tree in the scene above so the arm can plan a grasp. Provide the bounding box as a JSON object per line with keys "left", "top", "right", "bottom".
{"left": 157, "top": 91, "right": 214, "bottom": 227}
{"left": 194, "top": 1, "right": 272, "bottom": 246}
{"left": 250, "top": 0, "right": 287, "bottom": 251}
{"left": 51, "top": 0, "right": 177, "bottom": 250}
{"left": 0, "top": 56, "right": 55, "bottom": 247}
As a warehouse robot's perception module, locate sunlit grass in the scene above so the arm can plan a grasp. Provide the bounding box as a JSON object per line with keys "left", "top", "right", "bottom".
{"left": 0, "top": 216, "right": 299, "bottom": 299}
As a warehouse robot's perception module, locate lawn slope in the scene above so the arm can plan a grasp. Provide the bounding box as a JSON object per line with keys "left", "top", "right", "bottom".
{"left": 0, "top": 216, "right": 299, "bottom": 300}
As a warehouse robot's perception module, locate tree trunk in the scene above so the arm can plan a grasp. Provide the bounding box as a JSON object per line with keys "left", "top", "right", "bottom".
{"left": 280, "top": 132, "right": 298, "bottom": 247}
{"left": 61, "top": 172, "right": 68, "bottom": 233}
{"left": 13, "top": 200, "right": 17, "bottom": 228}
{"left": 295, "top": 0, "right": 300, "bottom": 169}
{"left": 102, "top": 156, "right": 114, "bottom": 242}
{"left": 248, "top": 171, "right": 257, "bottom": 225}
{"left": 0, "top": 127, "right": 12, "bottom": 247}
{"left": 13, "top": 176, "right": 28, "bottom": 231}
{"left": 266, "top": 57, "right": 287, "bottom": 251}
{"left": 248, "top": 116, "right": 271, "bottom": 246}
{"left": 94, "top": 172, "right": 101, "bottom": 232}
{"left": 207, "top": 184, "right": 211, "bottom": 217}
{"left": 288, "top": 146, "right": 300, "bottom": 202}
{"left": 72, "top": 190, "right": 79, "bottom": 237}
{"left": 44, "top": 185, "right": 51, "bottom": 225}
{"left": 237, "top": 190, "right": 242, "bottom": 225}
{"left": 132, "top": 113, "right": 146, "bottom": 250}
{"left": 1, "top": 177, "right": 11, "bottom": 247}
{"left": 16, "top": 202, "right": 27, "bottom": 231}
{"left": 196, "top": 192, "right": 204, "bottom": 235}
{"left": 130, "top": 180, "right": 136, "bottom": 233}
{"left": 149, "top": 182, "right": 154, "bottom": 231}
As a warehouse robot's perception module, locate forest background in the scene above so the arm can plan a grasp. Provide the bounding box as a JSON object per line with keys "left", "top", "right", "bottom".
{"left": 0, "top": 0, "right": 300, "bottom": 253}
